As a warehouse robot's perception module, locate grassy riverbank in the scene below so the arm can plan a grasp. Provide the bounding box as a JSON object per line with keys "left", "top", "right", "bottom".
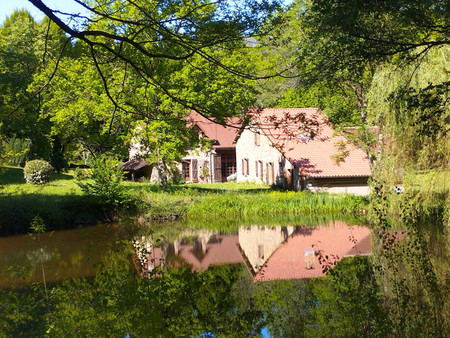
{"left": 0, "top": 166, "right": 368, "bottom": 235}
{"left": 369, "top": 170, "right": 449, "bottom": 229}
{"left": 136, "top": 184, "right": 367, "bottom": 219}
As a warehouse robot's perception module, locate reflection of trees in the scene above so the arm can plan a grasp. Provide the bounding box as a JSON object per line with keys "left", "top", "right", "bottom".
{"left": 1, "top": 222, "right": 447, "bottom": 336}
{"left": 307, "top": 225, "right": 448, "bottom": 337}
{"left": 308, "top": 256, "right": 390, "bottom": 337}
{"left": 371, "top": 226, "right": 448, "bottom": 337}
{"left": 44, "top": 264, "right": 266, "bottom": 336}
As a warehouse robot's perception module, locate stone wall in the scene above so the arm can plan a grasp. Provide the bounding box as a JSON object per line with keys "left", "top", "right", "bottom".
{"left": 305, "top": 177, "right": 370, "bottom": 195}
{"left": 236, "top": 126, "right": 294, "bottom": 185}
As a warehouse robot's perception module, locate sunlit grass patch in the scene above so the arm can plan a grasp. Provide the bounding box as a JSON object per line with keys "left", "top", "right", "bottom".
{"left": 0, "top": 167, "right": 83, "bottom": 196}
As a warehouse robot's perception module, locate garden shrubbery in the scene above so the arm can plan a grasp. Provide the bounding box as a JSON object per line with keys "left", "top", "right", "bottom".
{"left": 76, "top": 155, "right": 131, "bottom": 208}
{"left": 23, "top": 160, "right": 53, "bottom": 185}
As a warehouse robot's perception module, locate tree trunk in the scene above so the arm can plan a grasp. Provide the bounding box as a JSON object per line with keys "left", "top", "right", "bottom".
{"left": 156, "top": 158, "right": 168, "bottom": 188}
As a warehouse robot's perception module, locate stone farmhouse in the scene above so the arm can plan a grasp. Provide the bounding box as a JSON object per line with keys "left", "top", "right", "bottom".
{"left": 123, "top": 111, "right": 241, "bottom": 183}
{"left": 125, "top": 108, "right": 372, "bottom": 193}
{"left": 236, "top": 108, "right": 372, "bottom": 195}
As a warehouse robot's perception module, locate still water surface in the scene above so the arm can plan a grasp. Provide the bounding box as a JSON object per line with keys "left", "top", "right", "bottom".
{"left": 0, "top": 218, "right": 447, "bottom": 336}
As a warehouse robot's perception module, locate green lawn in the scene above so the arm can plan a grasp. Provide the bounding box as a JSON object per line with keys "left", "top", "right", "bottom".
{"left": 0, "top": 166, "right": 97, "bottom": 235}
{"left": 0, "top": 166, "right": 81, "bottom": 193}
{"left": 0, "top": 166, "right": 369, "bottom": 235}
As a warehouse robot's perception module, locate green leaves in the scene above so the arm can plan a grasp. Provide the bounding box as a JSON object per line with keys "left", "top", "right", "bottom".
{"left": 76, "top": 155, "right": 128, "bottom": 208}
{"left": 36, "top": 57, "right": 131, "bottom": 157}
{"left": 29, "top": 215, "right": 46, "bottom": 234}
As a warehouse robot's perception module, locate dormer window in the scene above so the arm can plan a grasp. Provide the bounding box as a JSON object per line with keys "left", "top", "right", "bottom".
{"left": 304, "top": 249, "right": 315, "bottom": 269}
{"left": 194, "top": 125, "right": 201, "bottom": 134}
{"left": 258, "top": 245, "right": 264, "bottom": 259}
{"left": 299, "top": 134, "right": 311, "bottom": 142}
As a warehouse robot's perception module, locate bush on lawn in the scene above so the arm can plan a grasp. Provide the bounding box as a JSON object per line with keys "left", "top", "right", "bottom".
{"left": 23, "top": 160, "right": 53, "bottom": 185}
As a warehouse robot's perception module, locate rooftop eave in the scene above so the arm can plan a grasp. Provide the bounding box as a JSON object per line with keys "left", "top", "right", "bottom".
{"left": 305, "top": 174, "right": 372, "bottom": 179}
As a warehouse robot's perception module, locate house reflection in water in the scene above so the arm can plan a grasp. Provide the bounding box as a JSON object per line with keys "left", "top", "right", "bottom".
{"left": 238, "top": 226, "right": 295, "bottom": 275}
{"left": 240, "top": 222, "right": 371, "bottom": 282}
{"left": 133, "top": 231, "right": 242, "bottom": 275}
{"left": 135, "top": 221, "right": 371, "bottom": 281}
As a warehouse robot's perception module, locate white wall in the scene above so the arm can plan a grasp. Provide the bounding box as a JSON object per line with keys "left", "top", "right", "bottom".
{"left": 236, "top": 126, "right": 294, "bottom": 185}
{"left": 306, "top": 177, "right": 370, "bottom": 196}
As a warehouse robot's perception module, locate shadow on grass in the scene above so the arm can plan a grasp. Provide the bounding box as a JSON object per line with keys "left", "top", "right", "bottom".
{"left": 0, "top": 167, "right": 25, "bottom": 185}
{"left": 0, "top": 193, "right": 105, "bottom": 236}
{"left": 51, "top": 171, "right": 75, "bottom": 181}
{"left": 0, "top": 166, "right": 74, "bottom": 185}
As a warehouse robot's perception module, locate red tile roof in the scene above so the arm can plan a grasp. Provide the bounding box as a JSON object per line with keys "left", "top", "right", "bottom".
{"left": 250, "top": 221, "right": 371, "bottom": 282}
{"left": 187, "top": 111, "right": 241, "bottom": 149}
{"left": 252, "top": 108, "right": 371, "bottom": 178}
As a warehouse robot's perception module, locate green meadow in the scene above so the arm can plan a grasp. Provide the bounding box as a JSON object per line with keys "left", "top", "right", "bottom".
{"left": 0, "top": 166, "right": 368, "bottom": 235}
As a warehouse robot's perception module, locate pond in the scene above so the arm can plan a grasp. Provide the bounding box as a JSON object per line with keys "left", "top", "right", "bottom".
{"left": 0, "top": 218, "right": 447, "bottom": 337}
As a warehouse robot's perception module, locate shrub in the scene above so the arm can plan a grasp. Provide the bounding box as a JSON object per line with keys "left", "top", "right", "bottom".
{"left": 76, "top": 155, "right": 128, "bottom": 207}
{"left": 23, "top": 160, "right": 53, "bottom": 185}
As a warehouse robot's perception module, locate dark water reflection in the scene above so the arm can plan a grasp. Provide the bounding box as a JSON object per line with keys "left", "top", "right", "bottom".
{"left": 0, "top": 226, "right": 121, "bottom": 287}
{"left": 0, "top": 219, "right": 448, "bottom": 337}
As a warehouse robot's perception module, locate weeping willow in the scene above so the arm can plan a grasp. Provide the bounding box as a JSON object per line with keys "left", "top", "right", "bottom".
{"left": 367, "top": 46, "right": 449, "bottom": 228}
{"left": 368, "top": 46, "right": 449, "bottom": 175}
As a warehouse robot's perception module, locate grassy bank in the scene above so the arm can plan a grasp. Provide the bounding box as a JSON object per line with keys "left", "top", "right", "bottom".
{"left": 0, "top": 167, "right": 106, "bottom": 235}
{"left": 0, "top": 166, "right": 368, "bottom": 235}
{"left": 136, "top": 185, "right": 367, "bottom": 219}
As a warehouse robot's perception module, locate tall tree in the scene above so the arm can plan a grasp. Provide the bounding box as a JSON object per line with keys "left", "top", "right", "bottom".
{"left": 36, "top": 56, "right": 132, "bottom": 158}
{"left": 0, "top": 10, "right": 46, "bottom": 160}
{"left": 27, "top": 0, "right": 281, "bottom": 118}
{"left": 259, "top": 0, "right": 448, "bottom": 167}
{"left": 0, "top": 11, "right": 74, "bottom": 164}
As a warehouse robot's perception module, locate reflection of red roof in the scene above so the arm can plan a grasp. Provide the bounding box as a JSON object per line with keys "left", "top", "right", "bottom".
{"left": 187, "top": 111, "right": 241, "bottom": 149}
{"left": 178, "top": 235, "right": 242, "bottom": 272}
{"left": 252, "top": 108, "right": 371, "bottom": 178}
{"left": 251, "top": 222, "right": 371, "bottom": 282}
